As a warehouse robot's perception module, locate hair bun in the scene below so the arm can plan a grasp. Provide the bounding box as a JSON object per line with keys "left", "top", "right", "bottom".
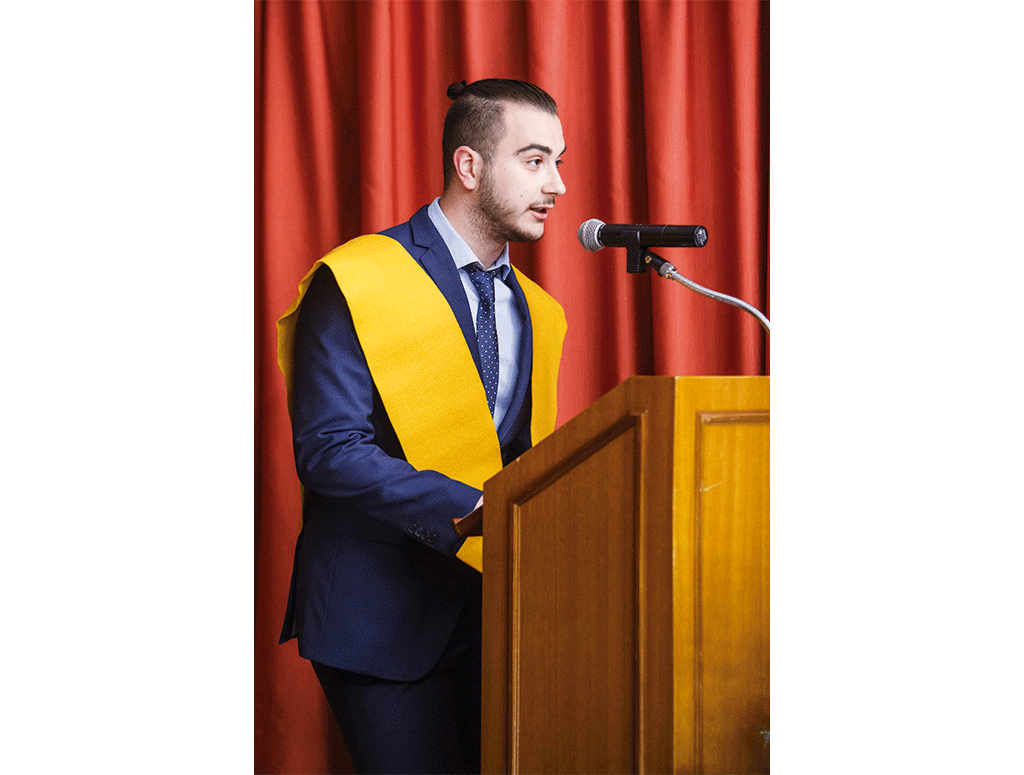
{"left": 446, "top": 80, "right": 468, "bottom": 100}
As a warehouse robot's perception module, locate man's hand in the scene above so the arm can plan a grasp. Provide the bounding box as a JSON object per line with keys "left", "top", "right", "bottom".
{"left": 452, "top": 495, "right": 484, "bottom": 538}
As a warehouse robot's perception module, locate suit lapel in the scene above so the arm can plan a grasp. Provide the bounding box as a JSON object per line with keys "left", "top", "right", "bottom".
{"left": 407, "top": 207, "right": 483, "bottom": 373}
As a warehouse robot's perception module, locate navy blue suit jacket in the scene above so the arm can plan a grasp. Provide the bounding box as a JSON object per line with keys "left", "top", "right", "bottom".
{"left": 280, "top": 205, "right": 535, "bottom": 681}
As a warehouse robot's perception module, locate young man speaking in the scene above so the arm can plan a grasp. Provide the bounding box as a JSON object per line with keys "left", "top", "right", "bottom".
{"left": 277, "top": 78, "right": 568, "bottom": 774}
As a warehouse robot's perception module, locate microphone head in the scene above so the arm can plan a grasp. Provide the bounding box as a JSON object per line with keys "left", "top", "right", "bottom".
{"left": 577, "top": 218, "right": 605, "bottom": 251}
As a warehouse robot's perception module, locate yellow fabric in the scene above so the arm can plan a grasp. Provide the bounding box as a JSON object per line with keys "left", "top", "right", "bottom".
{"left": 277, "top": 234, "right": 566, "bottom": 572}
{"left": 515, "top": 270, "right": 565, "bottom": 444}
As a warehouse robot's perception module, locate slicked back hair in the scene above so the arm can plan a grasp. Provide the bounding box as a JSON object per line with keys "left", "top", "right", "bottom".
{"left": 442, "top": 78, "right": 559, "bottom": 188}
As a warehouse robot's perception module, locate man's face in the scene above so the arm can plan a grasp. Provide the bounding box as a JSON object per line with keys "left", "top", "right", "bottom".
{"left": 474, "top": 104, "right": 566, "bottom": 244}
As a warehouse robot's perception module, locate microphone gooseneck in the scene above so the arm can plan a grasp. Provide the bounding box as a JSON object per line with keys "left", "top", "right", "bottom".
{"left": 644, "top": 253, "right": 770, "bottom": 333}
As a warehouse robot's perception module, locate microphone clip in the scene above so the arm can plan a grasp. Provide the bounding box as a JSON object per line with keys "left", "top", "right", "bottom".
{"left": 621, "top": 230, "right": 650, "bottom": 274}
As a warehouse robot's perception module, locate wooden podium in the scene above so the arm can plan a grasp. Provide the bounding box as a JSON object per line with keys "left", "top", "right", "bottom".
{"left": 479, "top": 376, "right": 769, "bottom": 774}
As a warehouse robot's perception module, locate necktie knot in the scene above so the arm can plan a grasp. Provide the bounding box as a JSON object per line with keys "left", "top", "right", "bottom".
{"left": 465, "top": 264, "right": 500, "bottom": 305}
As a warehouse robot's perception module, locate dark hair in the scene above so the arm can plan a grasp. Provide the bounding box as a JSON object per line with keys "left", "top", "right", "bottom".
{"left": 442, "top": 78, "right": 559, "bottom": 187}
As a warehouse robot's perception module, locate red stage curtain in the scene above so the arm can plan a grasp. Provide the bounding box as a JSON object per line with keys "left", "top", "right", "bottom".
{"left": 256, "top": 1, "right": 768, "bottom": 771}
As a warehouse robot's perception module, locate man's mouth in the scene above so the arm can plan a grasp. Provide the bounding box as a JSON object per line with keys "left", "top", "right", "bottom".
{"left": 529, "top": 204, "right": 554, "bottom": 220}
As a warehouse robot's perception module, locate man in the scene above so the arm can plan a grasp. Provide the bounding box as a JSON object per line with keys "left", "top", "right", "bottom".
{"left": 276, "top": 78, "right": 568, "bottom": 774}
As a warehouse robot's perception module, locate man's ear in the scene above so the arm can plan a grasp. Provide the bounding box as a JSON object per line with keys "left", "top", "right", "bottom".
{"left": 452, "top": 146, "right": 483, "bottom": 191}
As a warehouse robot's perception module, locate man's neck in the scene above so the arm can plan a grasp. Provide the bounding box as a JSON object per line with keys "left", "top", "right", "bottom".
{"left": 437, "top": 192, "right": 504, "bottom": 269}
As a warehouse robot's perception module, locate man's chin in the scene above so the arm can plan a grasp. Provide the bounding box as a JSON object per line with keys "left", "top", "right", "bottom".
{"left": 486, "top": 211, "right": 547, "bottom": 244}
{"left": 507, "top": 233, "right": 543, "bottom": 245}
{"left": 504, "top": 221, "right": 545, "bottom": 244}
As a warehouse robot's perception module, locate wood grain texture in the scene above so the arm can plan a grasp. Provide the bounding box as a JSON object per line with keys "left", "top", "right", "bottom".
{"left": 674, "top": 380, "right": 770, "bottom": 774}
{"left": 483, "top": 377, "right": 768, "bottom": 775}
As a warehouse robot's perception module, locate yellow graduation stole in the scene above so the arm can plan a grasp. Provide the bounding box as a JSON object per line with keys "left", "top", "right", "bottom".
{"left": 277, "top": 234, "right": 567, "bottom": 572}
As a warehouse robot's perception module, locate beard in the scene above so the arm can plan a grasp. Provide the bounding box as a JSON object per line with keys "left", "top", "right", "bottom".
{"left": 475, "top": 167, "right": 542, "bottom": 244}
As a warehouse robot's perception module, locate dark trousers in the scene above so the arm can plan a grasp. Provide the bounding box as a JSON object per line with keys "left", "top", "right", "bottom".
{"left": 311, "top": 585, "right": 482, "bottom": 775}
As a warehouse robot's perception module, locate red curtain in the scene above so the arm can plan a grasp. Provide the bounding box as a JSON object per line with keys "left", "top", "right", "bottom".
{"left": 255, "top": 1, "right": 768, "bottom": 771}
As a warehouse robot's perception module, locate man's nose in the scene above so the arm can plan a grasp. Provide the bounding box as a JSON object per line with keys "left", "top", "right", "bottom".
{"left": 545, "top": 167, "right": 566, "bottom": 196}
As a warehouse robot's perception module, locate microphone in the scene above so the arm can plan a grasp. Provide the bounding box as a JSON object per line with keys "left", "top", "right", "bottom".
{"left": 577, "top": 218, "right": 708, "bottom": 251}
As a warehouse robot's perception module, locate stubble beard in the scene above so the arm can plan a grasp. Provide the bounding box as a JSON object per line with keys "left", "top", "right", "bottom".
{"left": 475, "top": 166, "right": 542, "bottom": 245}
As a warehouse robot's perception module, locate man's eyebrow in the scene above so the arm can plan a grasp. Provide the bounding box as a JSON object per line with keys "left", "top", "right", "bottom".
{"left": 514, "top": 143, "right": 567, "bottom": 157}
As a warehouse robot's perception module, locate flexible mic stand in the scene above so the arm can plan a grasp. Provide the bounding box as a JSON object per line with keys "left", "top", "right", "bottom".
{"left": 632, "top": 244, "right": 771, "bottom": 333}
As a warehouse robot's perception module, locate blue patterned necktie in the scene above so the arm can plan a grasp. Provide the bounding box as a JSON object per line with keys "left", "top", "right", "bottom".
{"left": 465, "top": 264, "right": 501, "bottom": 415}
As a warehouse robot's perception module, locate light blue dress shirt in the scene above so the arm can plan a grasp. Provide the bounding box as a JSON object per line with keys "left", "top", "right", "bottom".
{"left": 427, "top": 197, "right": 523, "bottom": 431}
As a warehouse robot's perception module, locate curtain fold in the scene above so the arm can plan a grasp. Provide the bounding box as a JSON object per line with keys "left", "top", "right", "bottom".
{"left": 256, "top": 2, "right": 768, "bottom": 771}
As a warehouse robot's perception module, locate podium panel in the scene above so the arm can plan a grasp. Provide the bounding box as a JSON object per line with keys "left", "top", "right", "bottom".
{"left": 483, "top": 377, "right": 768, "bottom": 775}
{"left": 510, "top": 422, "right": 639, "bottom": 774}
{"left": 673, "top": 396, "right": 770, "bottom": 773}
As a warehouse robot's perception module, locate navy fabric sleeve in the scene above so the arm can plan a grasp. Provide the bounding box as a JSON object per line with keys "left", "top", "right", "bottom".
{"left": 290, "top": 265, "right": 481, "bottom": 555}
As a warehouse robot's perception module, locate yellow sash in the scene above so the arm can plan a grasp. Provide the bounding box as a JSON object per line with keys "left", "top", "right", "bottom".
{"left": 277, "top": 234, "right": 566, "bottom": 571}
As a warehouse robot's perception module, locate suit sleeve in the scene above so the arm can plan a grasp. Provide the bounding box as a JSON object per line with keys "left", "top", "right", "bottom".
{"left": 290, "top": 265, "right": 481, "bottom": 555}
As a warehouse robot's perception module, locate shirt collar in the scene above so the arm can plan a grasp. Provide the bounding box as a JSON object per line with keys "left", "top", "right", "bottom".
{"left": 427, "top": 197, "right": 511, "bottom": 281}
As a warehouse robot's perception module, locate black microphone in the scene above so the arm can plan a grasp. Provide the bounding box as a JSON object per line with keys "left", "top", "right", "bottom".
{"left": 577, "top": 218, "right": 708, "bottom": 251}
